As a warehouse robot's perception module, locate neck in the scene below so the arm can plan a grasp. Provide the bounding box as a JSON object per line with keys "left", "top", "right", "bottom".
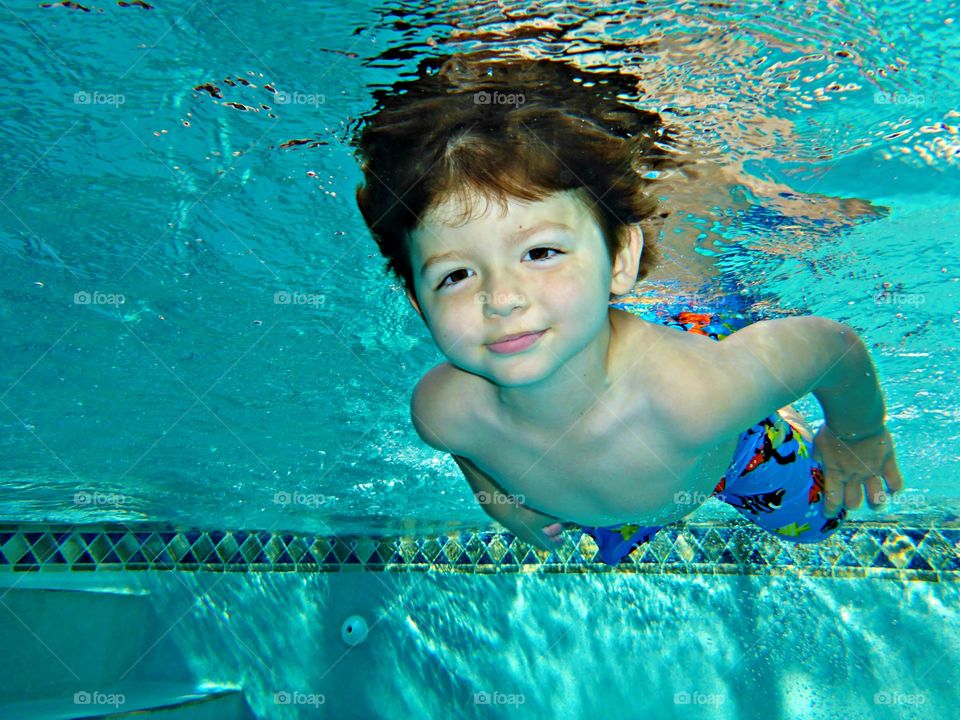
{"left": 493, "top": 308, "right": 621, "bottom": 437}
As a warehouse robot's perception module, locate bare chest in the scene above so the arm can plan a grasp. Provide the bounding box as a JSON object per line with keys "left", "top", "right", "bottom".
{"left": 465, "top": 392, "right": 739, "bottom": 527}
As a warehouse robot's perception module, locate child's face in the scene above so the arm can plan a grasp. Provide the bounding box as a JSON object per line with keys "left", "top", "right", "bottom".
{"left": 406, "top": 188, "right": 641, "bottom": 386}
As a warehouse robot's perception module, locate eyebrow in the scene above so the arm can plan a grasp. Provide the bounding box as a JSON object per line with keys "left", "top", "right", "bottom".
{"left": 419, "top": 221, "right": 570, "bottom": 276}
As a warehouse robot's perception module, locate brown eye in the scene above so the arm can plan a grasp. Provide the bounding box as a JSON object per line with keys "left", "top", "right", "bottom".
{"left": 437, "top": 268, "right": 472, "bottom": 289}
{"left": 435, "top": 248, "right": 562, "bottom": 290}
{"left": 526, "top": 247, "right": 562, "bottom": 261}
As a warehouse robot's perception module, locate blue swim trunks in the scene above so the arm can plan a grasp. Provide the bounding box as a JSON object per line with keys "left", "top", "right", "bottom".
{"left": 582, "top": 410, "right": 848, "bottom": 565}
{"left": 581, "top": 302, "right": 848, "bottom": 566}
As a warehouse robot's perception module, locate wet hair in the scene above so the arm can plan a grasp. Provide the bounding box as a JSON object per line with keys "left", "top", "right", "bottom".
{"left": 351, "top": 50, "right": 681, "bottom": 305}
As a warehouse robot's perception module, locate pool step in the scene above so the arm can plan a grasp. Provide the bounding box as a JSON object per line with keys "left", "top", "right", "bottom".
{"left": 0, "top": 586, "right": 154, "bottom": 704}
{"left": 0, "top": 682, "right": 255, "bottom": 719}
{"left": 0, "top": 586, "right": 258, "bottom": 717}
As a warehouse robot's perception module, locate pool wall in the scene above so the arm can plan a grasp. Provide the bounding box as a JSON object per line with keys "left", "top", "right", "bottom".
{"left": 1, "top": 518, "right": 957, "bottom": 719}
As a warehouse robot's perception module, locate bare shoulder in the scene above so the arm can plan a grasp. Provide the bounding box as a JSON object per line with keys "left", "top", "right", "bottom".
{"left": 613, "top": 311, "right": 724, "bottom": 445}
{"left": 409, "top": 361, "right": 487, "bottom": 455}
{"left": 649, "top": 314, "right": 848, "bottom": 449}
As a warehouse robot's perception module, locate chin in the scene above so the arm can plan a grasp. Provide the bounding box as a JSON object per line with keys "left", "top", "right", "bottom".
{"left": 488, "top": 359, "right": 559, "bottom": 387}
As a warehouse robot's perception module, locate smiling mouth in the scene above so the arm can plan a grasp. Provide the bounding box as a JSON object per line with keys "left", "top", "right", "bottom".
{"left": 489, "top": 330, "right": 544, "bottom": 344}
{"left": 485, "top": 329, "right": 548, "bottom": 354}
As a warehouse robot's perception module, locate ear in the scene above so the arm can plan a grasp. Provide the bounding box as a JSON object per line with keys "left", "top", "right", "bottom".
{"left": 406, "top": 286, "right": 425, "bottom": 321}
{"left": 609, "top": 225, "right": 643, "bottom": 296}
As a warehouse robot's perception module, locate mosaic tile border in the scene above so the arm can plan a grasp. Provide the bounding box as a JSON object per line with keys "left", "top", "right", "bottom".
{"left": 0, "top": 521, "right": 957, "bottom": 581}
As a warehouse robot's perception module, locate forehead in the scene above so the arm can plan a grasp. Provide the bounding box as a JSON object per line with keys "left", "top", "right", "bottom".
{"left": 411, "top": 188, "right": 593, "bottom": 251}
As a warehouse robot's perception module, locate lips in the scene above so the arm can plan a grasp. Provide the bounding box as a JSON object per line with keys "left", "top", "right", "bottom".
{"left": 485, "top": 329, "right": 547, "bottom": 354}
{"left": 489, "top": 330, "right": 543, "bottom": 345}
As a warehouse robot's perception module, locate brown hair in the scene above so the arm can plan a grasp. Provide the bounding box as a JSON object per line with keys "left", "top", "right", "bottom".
{"left": 352, "top": 50, "right": 681, "bottom": 305}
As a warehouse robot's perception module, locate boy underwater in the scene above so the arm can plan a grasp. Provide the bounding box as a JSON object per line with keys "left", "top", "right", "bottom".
{"left": 352, "top": 52, "right": 904, "bottom": 564}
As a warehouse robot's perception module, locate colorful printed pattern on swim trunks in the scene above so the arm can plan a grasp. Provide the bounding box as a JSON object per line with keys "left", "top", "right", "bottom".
{"left": 712, "top": 412, "right": 847, "bottom": 542}
{"left": 580, "top": 307, "right": 846, "bottom": 566}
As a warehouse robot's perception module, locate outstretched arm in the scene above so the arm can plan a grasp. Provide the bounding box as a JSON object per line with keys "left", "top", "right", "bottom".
{"left": 410, "top": 364, "right": 564, "bottom": 551}
{"left": 806, "top": 332, "right": 904, "bottom": 517}
{"left": 676, "top": 316, "right": 904, "bottom": 516}
{"left": 452, "top": 455, "right": 564, "bottom": 552}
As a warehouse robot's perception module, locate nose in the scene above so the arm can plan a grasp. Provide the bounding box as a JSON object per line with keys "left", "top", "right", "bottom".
{"left": 481, "top": 272, "right": 526, "bottom": 316}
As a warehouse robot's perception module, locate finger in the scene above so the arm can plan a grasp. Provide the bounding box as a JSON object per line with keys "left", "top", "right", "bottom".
{"left": 883, "top": 454, "right": 904, "bottom": 494}
{"left": 823, "top": 476, "right": 845, "bottom": 518}
{"left": 845, "top": 480, "right": 864, "bottom": 511}
{"left": 542, "top": 523, "right": 562, "bottom": 538}
{"left": 542, "top": 528, "right": 563, "bottom": 549}
{"left": 863, "top": 475, "right": 887, "bottom": 509}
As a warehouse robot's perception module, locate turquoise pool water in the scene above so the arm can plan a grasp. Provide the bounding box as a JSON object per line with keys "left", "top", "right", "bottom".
{"left": 1, "top": 3, "right": 959, "bottom": 720}
{"left": 0, "top": 1, "right": 957, "bottom": 537}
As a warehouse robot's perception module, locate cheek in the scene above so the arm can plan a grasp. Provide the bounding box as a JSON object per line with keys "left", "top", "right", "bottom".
{"left": 428, "top": 303, "right": 478, "bottom": 347}
{"left": 549, "top": 267, "right": 606, "bottom": 312}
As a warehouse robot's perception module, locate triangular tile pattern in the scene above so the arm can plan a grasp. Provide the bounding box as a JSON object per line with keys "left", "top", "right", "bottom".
{"left": 0, "top": 521, "right": 957, "bottom": 580}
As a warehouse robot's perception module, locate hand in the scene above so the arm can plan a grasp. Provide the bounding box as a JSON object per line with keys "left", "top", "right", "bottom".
{"left": 812, "top": 424, "right": 904, "bottom": 518}
{"left": 493, "top": 500, "right": 566, "bottom": 552}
